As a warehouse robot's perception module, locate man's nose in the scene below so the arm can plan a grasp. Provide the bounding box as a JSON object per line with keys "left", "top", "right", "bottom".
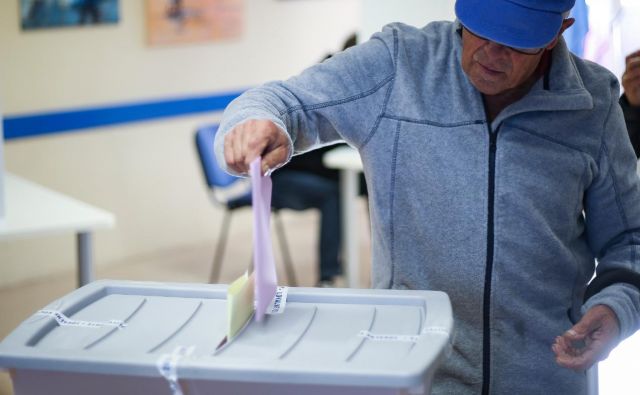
{"left": 484, "top": 41, "right": 510, "bottom": 57}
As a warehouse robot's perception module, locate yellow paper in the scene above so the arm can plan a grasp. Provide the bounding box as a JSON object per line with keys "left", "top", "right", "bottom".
{"left": 227, "top": 271, "right": 255, "bottom": 339}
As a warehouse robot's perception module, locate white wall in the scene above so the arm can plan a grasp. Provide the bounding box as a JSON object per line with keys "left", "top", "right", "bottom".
{"left": 2, "top": 1, "right": 361, "bottom": 114}
{"left": 583, "top": 0, "right": 640, "bottom": 82}
{"left": 359, "top": 0, "right": 455, "bottom": 41}
{"left": 0, "top": 0, "right": 361, "bottom": 287}
{"left": 0, "top": 0, "right": 477, "bottom": 287}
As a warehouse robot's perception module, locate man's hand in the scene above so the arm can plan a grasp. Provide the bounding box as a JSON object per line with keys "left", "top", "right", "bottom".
{"left": 223, "top": 119, "right": 291, "bottom": 175}
{"left": 552, "top": 304, "right": 620, "bottom": 371}
{"left": 622, "top": 50, "right": 640, "bottom": 107}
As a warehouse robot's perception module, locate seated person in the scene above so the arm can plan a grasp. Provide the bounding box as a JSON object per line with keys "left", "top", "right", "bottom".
{"left": 271, "top": 145, "right": 343, "bottom": 286}
{"left": 621, "top": 49, "right": 640, "bottom": 157}
{"left": 272, "top": 34, "right": 366, "bottom": 287}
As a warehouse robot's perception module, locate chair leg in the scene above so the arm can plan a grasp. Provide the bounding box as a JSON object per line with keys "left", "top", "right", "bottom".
{"left": 273, "top": 211, "right": 297, "bottom": 286}
{"left": 248, "top": 252, "right": 254, "bottom": 273}
{"left": 210, "top": 209, "right": 232, "bottom": 283}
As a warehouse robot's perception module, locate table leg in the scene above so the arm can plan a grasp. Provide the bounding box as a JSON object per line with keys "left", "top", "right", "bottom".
{"left": 77, "top": 232, "right": 93, "bottom": 287}
{"left": 587, "top": 365, "right": 598, "bottom": 395}
{"left": 341, "top": 169, "right": 359, "bottom": 288}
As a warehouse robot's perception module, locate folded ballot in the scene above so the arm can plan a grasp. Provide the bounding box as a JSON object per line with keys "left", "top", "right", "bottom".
{"left": 224, "top": 156, "right": 280, "bottom": 343}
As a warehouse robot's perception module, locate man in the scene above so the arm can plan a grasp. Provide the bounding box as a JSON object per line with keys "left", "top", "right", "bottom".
{"left": 621, "top": 49, "right": 640, "bottom": 157}
{"left": 215, "top": 0, "right": 640, "bottom": 393}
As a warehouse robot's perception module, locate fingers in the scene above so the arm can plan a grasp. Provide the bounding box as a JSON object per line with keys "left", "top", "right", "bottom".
{"left": 223, "top": 127, "right": 247, "bottom": 174}
{"left": 223, "top": 119, "right": 290, "bottom": 175}
{"left": 625, "top": 49, "right": 640, "bottom": 64}
{"left": 552, "top": 329, "right": 597, "bottom": 371}
{"left": 552, "top": 305, "right": 620, "bottom": 371}
{"left": 623, "top": 54, "right": 640, "bottom": 106}
{"left": 261, "top": 144, "right": 289, "bottom": 175}
{"left": 623, "top": 59, "right": 640, "bottom": 82}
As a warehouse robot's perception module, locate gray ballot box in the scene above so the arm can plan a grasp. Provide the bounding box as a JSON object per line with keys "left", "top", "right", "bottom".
{"left": 0, "top": 280, "right": 453, "bottom": 395}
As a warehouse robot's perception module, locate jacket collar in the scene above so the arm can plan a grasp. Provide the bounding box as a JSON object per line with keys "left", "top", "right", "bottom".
{"left": 495, "top": 38, "right": 594, "bottom": 125}
{"left": 452, "top": 21, "right": 594, "bottom": 125}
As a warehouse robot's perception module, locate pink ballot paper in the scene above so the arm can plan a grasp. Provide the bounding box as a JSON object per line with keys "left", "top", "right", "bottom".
{"left": 250, "top": 157, "right": 278, "bottom": 322}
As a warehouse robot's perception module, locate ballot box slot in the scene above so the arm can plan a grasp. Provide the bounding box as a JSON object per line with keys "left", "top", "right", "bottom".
{"left": 84, "top": 298, "right": 148, "bottom": 350}
{"left": 278, "top": 306, "right": 318, "bottom": 359}
{"left": 147, "top": 301, "right": 204, "bottom": 353}
{"left": 345, "top": 307, "right": 377, "bottom": 362}
{"left": 348, "top": 305, "right": 424, "bottom": 366}
{"left": 26, "top": 288, "right": 109, "bottom": 347}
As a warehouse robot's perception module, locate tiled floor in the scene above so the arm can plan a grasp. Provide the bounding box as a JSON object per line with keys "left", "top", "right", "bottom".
{"left": 0, "top": 207, "right": 372, "bottom": 395}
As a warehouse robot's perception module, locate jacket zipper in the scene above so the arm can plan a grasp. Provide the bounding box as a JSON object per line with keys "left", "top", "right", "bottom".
{"left": 482, "top": 124, "right": 498, "bottom": 395}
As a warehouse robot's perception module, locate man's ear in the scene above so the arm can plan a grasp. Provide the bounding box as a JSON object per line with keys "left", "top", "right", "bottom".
{"left": 545, "top": 18, "right": 575, "bottom": 50}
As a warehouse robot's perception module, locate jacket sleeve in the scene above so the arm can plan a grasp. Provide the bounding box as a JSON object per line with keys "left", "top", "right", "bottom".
{"left": 214, "top": 27, "right": 398, "bottom": 175}
{"left": 583, "top": 87, "right": 640, "bottom": 340}
{"left": 620, "top": 94, "right": 640, "bottom": 159}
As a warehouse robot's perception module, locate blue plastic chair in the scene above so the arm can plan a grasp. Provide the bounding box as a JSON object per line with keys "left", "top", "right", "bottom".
{"left": 195, "top": 124, "right": 297, "bottom": 285}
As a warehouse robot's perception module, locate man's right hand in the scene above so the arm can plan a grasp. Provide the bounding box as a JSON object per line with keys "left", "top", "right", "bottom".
{"left": 223, "top": 119, "right": 291, "bottom": 175}
{"left": 622, "top": 50, "right": 640, "bottom": 107}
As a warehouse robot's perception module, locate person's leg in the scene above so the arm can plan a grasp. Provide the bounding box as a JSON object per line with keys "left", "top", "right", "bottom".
{"left": 317, "top": 190, "right": 341, "bottom": 282}
{"left": 271, "top": 171, "right": 341, "bottom": 283}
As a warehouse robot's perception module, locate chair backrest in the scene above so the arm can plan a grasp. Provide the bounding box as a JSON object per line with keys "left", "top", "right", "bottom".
{"left": 195, "top": 124, "right": 238, "bottom": 189}
{"left": 195, "top": 124, "right": 252, "bottom": 208}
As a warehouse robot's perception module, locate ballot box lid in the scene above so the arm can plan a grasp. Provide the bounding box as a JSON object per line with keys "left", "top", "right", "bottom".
{"left": 0, "top": 280, "right": 452, "bottom": 389}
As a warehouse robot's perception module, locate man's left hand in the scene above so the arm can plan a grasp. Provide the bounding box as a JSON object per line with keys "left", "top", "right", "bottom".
{"left": 552, "top": 304, "right": 620, "bottom": 371}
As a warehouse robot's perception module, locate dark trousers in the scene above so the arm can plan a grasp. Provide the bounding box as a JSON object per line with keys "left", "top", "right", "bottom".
{"left": 271, "top": 170, "right": 341, "bottom": 281}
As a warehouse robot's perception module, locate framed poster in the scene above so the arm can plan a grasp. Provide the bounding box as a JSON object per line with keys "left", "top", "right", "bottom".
{"left": 20, "top": 0, "right": 119, "bottom": 30}
{"left": 146, "top": 0, "right": 244, "bottom": 46}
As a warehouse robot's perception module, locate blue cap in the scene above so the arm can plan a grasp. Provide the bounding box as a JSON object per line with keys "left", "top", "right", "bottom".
{"left": 455, "top": 0, "right": 576, "bottom": 49}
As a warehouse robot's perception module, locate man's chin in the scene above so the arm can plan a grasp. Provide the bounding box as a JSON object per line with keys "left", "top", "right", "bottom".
{"left": 470, "top": 78, "right": 507, "bottom": 96}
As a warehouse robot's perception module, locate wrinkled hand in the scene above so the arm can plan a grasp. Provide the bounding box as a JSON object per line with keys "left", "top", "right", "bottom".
{"left": 552, "top": 305, "right": 620, "bottom": 371}
{"left": 622, "top": 50, "right": 640, "bottom": 107}
{"left": 223, "top": 119, "right": 291, "bottom": 175}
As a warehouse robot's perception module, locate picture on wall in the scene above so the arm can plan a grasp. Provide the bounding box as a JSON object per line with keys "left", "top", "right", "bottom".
{"left": 20, "top": 0, "right": 119, "bottom": 30}
{"left": 146, "top": 0, "right": 244, "bottom": 46}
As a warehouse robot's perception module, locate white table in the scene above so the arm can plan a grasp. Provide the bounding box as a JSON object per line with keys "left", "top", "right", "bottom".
{"left": 323, "top": 146, "right": 364, "bottom": 288}
{"left": 0, "top": 173, "right": 115, "bottom": 287}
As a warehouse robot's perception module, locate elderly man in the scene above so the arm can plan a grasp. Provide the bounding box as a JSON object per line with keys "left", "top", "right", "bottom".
{"left": 215, "top": 0, "right": 640, "bottom": 393}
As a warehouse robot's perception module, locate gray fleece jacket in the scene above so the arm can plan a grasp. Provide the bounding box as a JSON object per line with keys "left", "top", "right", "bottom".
{"left": 216, "top": 21, "right": 640, "bottom": 394}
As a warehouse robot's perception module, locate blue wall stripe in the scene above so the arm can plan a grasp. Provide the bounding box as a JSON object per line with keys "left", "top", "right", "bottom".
{"left": 2, "top": 90, "right": 244, "bottom": 140}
